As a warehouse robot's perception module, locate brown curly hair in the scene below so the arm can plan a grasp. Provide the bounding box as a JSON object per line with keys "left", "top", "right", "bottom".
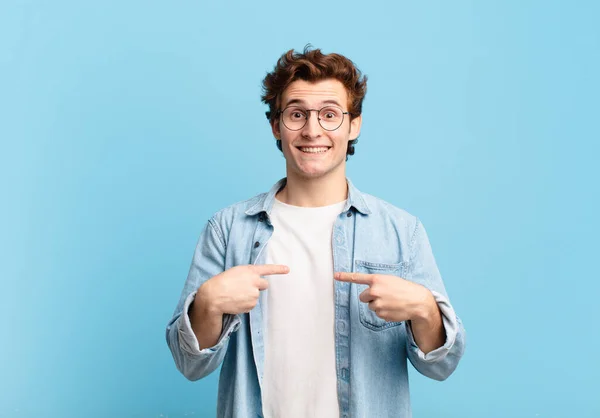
{"left": 261, "top": 46, "right": 368, "bottom": 159}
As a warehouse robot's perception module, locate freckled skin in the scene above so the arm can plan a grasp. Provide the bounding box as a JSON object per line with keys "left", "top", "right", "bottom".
{"left": 271, "top": 79, "right": 362, "bottom": 181}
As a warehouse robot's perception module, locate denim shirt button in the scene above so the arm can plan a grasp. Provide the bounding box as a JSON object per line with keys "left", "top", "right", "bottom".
{"left": 346, "top": 211, "right": 352, "bottom": 217}
{"left": 254, "top": 241, "right": 260, "bottom": 248}
{"left": 337, "top": 320, "right": 346, "bottom": 331}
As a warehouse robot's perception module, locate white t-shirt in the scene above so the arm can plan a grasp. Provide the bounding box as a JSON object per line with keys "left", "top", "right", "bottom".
{"left": 261, "top": 198, "right": 347, "bottom": 418}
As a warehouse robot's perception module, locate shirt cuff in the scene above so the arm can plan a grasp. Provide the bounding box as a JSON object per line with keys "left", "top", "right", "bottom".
{"left": 406, "top": 290, "right": 458, "bottom": 362}
{"left": 177, "top": 291, "right": 240, "bottom": 355}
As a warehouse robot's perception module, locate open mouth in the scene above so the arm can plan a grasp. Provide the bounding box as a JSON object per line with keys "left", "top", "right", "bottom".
{"left": 297, "top": 146, "right": 331, "bottom": 154}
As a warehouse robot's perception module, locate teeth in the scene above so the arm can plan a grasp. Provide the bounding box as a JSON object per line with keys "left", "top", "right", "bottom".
{"left": 300, "top": 147, "right": 329, "bottom": 153}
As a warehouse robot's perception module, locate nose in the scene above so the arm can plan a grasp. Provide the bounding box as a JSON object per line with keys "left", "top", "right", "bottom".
{"left": 301, "top": 110, "right": 322, "bottom": 138}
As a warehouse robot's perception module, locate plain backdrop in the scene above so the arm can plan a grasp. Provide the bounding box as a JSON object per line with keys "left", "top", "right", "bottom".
{"left": 1, "top": 1, "right": 599, "bottom": 417}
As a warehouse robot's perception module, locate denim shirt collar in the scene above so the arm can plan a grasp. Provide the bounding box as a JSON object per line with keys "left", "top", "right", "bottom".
{"left": 244, "top": 177, "right": 372, "bottom": 216}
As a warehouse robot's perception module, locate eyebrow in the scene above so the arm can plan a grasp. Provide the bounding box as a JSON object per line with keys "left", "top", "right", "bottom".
{"left": 283, "top": 99, "right": 343, "bottom": 108}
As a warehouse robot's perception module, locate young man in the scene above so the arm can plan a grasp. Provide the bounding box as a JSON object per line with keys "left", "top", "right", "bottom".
{"left": 166, "top": 47, "right": 466, "bottom": 418}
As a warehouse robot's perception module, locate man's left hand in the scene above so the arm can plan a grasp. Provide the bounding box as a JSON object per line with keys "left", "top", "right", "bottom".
{"left": 334, "top": 272, "right": 437, "bottom": 323}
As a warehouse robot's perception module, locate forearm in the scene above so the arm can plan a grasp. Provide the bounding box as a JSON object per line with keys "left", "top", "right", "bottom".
{"left": 410, "top": 292, "right": 446, "bottom": 354}
{"left": 189, "top": 288, "right": 224, "bottom": 350}
{"left": 166, "top": 298, "right": 235, "bottom": 381}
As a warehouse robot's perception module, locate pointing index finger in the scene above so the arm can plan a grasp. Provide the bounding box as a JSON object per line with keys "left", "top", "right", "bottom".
{"left": 254, "top": 264, "right": 290, "bottom": 276}
{"left": 334, "top": 272, "right": 374, "bottom": 285}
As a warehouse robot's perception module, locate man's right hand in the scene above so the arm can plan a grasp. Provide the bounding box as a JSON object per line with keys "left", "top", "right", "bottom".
{"left": 195, "top": 264, "right": 290, "bottom": 316}
{"left": 189, "top": 264, "right": 289, "bottom": 350}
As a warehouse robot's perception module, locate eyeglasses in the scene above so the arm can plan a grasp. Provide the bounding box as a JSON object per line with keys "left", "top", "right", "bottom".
{"left": 275, "top": 105, "right": 351, "bottom": 131}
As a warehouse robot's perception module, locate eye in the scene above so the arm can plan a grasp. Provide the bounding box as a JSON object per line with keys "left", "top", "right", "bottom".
{"left": 320, "top": 107, "right": 342, "bottom": 120}
{"left": 285, "top": 108, "right": 306, "bottom": 121}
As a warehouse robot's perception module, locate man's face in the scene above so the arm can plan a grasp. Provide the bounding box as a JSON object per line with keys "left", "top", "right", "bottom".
{"left": 272, "top": 79, "right": 362, "bottom": 180}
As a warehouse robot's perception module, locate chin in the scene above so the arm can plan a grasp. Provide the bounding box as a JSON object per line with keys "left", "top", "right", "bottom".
{"left": 285, "top": 151, "right": 345, "bottom": 180}
{"left": 293, "top": 162, "right": 342, "bottom": 180}
{"left": 298, "top": 170, "right": 328, "bottom": 179}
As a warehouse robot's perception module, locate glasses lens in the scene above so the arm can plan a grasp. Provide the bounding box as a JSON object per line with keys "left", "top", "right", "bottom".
{"left": 282, "top": 107, "right": 307, "bottom": 130}
{"left": 318, "top": 107, "right": 344, "bottom": 131}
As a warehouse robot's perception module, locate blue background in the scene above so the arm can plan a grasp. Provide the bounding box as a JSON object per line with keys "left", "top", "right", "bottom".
{"left": 2, "top": 1, "right": 599, "bottom": 417}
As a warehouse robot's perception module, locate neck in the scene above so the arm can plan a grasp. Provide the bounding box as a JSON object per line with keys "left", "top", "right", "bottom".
{"left": 277, "top": 170, "right": 348, "bottom": 207}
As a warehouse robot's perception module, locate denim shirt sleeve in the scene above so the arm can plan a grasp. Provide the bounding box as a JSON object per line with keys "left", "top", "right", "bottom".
{"left": 165, "top": 218, "right": 241, "bottom": 381}
{"left": 404, "top": 218, "right": 466, "bottom": 381}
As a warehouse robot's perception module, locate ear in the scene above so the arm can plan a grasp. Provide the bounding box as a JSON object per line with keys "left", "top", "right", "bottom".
{"left": 349, "top": 114, "right": 362, "bottom": 140}
{"left": 271, "top": 119, "right": 281, "bottom": 140}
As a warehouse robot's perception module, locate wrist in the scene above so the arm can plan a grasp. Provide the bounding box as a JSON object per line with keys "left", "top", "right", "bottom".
{"left": 412, "top": 288, "right": 438, "bottom": 324}
{"left": 194, "top": 280, "right": 223, "bottom": 318}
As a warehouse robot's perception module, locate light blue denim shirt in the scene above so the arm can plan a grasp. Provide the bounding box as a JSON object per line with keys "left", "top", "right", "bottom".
{"left": 166, "top": 178, "right": 466, "bottom": 418}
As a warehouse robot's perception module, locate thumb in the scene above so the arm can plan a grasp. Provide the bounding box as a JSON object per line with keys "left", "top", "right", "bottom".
{"left": 257, "top": 278, "right": 269, "bottom": 291}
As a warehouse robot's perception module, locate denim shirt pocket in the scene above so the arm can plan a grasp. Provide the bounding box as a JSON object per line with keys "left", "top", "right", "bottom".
{"left": 355, "top": 260, "right": 409, "bottom": 331}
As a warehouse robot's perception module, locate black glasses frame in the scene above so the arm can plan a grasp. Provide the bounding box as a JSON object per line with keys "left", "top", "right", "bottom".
{"left": 265, "top": 106, "right": 353, "bottom": 131}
